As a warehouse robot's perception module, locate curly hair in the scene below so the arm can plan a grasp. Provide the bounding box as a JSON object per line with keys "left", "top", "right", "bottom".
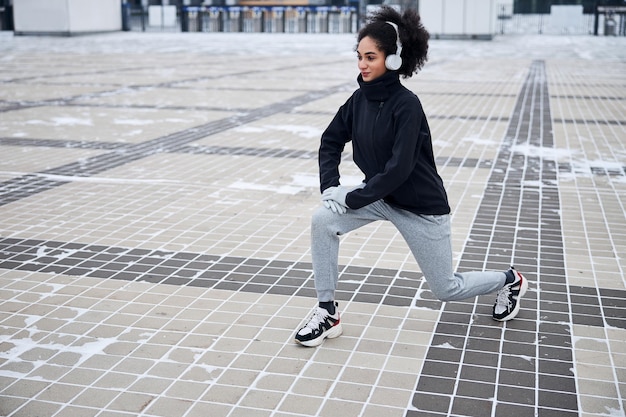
{"left": 357, "top": 6, "right": 429, "bottom": 78}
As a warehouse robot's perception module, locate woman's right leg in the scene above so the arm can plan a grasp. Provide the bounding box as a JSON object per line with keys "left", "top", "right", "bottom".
{"left": 296, "top": 203, "right": 384, "bottom": 346}
{"left": 310, "top": 202, "right": 385, "bottom": 302}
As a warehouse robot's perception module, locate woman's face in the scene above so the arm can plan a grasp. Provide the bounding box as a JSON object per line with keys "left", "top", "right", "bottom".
{"left": 357, "top": 36, "right": 387, "bottom": 82}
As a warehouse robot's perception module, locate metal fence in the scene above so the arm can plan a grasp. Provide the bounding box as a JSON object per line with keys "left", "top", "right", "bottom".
{"left": 181, "top": 6, "right": 358, "bottom": 34}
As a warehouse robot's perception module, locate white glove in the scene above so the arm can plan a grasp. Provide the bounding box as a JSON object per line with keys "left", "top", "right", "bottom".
{"left": 323, "top": 199, "right": 347, "bottom": 214}
{"left": 321, "top": 183, "right": 365, "bottom": 214}
{"left": 322, "top": 186, "right": 349, "bottom": 207}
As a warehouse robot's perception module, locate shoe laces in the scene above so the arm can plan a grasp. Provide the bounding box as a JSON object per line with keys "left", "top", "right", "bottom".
{"left": 495, "top": 287, "right": 512, "bottom": 309}
{"left": 304, "top": 307, "right": 329, "bottom": 330}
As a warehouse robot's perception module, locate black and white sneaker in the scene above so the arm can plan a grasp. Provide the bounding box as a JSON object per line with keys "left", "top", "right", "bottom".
{"left": 295, "top": 302, "right": 342, "bottom": 347}
{"left": 493, "top": 267, "right": 529, "bottom": 321}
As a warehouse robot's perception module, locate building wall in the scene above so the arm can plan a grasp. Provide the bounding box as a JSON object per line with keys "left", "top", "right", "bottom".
{"left": 419, "top": 0, "right": 499, "bottom": 39}
{"left": 13, "top": 0, "right": 122, "bottom": 35}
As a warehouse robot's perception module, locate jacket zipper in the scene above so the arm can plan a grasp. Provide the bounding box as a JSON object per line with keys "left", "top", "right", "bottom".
{"left": 375, "top": 101, "right": 384, "bottom": 123}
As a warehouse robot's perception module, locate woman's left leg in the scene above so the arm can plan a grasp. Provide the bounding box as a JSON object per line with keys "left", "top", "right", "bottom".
{"left": 389, "top": 208, "right": 506, "bottom": 302}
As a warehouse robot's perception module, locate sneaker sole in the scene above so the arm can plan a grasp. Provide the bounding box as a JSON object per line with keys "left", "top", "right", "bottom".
{"left": 494, "top": 273, "right": 529, "bottom": 322}
{"left": 295, "top": 323, "right": 343, "bottom": 347}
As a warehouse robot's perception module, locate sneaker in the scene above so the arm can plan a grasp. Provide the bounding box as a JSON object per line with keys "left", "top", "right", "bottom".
{"left": 295, "top": 302, "right": 342, "bottom": 347}
{"left": 492, "top": 267, "right": 529, "bottom": 321}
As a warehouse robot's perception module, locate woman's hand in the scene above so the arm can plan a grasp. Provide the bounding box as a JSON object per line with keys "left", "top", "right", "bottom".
{"left": 321, "top": 183, "right": 365, "bottom": 214}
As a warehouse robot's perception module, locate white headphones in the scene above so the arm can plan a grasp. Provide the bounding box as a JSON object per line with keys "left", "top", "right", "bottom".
{"left": 385, "top": 21, "right": 403, "bottom": 71}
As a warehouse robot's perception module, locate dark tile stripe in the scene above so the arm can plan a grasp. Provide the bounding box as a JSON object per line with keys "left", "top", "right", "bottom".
{"left": 0, "top": 61, "right": 347, "bottom": 113}
{"left": 2, "top": 234, "right": 622, "bottom": 334}
{"left": 0, "top": 236, "right": 431, "bottom": 309}
{"left": 0, "top": 83, "right": 351, "bottom": 207}
{"left": 1, "top": 136, "right": 494, "bottom": 169}
{"left": 554, "top": 117, "right": 625, "bottom": 126}
{"left": 0, "top": 122, "right": 503, "bottom": 210}
{"left": 175, "top": 144, "right": 318, "bottom": 160}
{"left": 0, "top": 137, "right": 125, "bottom": 150}
{"left": 550, "top": 94, "right": 626, "bottom": 101}
{"left": 0, "top": 64, "right": 167, "bottom": 85}
{"left": 0, "top": 234, "right": 623, "bottom": 328}
{"left": 420, "top": 92, "right": 519, "bottom": 98}
{"left": 409, "top": 60, "right": 580, "bottom": 416}
{"left": 6, "top": 136, "right": 623, "bottom": 178}
{"left": 0, "top": 175, "right": 69, "bottom": 207}
{"left": 427, "top": 114, "right": 510, "bottom": 122}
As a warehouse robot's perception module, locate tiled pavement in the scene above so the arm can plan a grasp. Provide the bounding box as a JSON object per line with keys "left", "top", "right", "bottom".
{"left": 0, "top": 31, "right": 625, "bottom": 417}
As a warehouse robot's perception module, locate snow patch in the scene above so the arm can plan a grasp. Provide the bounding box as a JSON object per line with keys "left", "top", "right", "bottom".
{"left": 511, "top": 143, "right": 574, "bottom": 160}
{"left": 229, "top": 181, "right": 304, "bottom": 195}
{"left": 268, "top": 124, "right": 323, "bottom": 139}
{"left": 462, "top": 136, "right": 499, "bottom": 146}
{"left": 26, "top": 117, "right": 93, "bottom": 127}
{"left": 35, "top": 173, "right": 183, "bottom": 186}
{"left": 0, "top": 336, "right": 119, "bottom": 379}
{"left": 434, "top": 342, "right": 457, "bottom": 349}
{"left": 113, "top": 118, "right": 154, "bottom": 126}
{"left": 233, "top": 126, "right": 267, "bottom": 133}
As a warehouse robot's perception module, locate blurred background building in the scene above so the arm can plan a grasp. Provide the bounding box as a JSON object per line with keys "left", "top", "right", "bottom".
{"left": 1, "top": 0, "right": 624, "bottom": 36}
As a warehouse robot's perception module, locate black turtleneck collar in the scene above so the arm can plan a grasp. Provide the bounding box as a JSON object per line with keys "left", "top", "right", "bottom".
{"left": 357, "top": 71, "right": 402, "bottom": 102}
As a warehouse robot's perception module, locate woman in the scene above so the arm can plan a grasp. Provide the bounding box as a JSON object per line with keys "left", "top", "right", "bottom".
{"left": 295, "top": 6, "right": 528, "bottom": 347}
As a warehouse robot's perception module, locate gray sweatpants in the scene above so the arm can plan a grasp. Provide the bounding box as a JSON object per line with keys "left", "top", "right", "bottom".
{"left": 311, "top": 200, "right": 507, "bottom": 302}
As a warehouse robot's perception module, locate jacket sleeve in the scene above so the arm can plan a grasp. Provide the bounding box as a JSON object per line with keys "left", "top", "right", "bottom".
{"left": 346, "top": 95, "right": 425, "bottom": 209}
{"left": 318, "top": 95, "right": 354, "bottom": 193}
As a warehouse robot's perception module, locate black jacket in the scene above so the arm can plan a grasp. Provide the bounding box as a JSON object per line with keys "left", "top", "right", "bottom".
{"left": 319, "top": 71, "right": 450, "bottom": 215}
